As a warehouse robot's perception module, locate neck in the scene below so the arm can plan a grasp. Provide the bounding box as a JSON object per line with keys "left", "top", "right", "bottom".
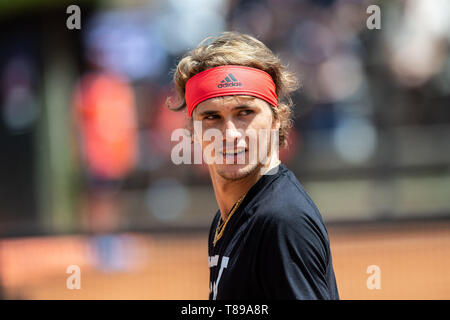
{"left": 210, "top": 155, "right": 281, "bottom": 221}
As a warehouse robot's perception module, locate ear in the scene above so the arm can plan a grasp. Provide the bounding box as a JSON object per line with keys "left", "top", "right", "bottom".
{"left": 269, "top": 103, "right": 280, "bottom": 131}
{"left": 272, "top": 117, "right": 281, "bottom": 131}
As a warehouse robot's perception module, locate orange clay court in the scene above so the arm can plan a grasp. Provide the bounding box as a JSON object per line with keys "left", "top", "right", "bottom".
{"left": 1, "top": 220, "right": 449, "bottom": 300}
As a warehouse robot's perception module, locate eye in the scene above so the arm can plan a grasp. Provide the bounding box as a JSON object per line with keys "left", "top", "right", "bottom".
{"left": 238, "top": 109, "right": 254, "bottom": 116}
{"left": 204, "top": 114, "right": 220, "bottom": 121}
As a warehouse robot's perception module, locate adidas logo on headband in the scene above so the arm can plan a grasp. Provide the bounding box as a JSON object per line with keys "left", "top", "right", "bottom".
{"left": 185, "top": 65, "right": 278, "bottom": 117}
{"left": 218, "top": 73, "right": 242, "bottom": 88}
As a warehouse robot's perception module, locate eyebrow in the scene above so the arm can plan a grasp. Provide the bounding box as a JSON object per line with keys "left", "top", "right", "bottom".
{"left": 197, "top": 105, "right": 254, "bottom": 117}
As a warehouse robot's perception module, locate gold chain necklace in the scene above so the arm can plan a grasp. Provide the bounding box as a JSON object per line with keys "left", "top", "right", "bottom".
{"left": 213, "top": 193, "right": 247, "bottom": 247}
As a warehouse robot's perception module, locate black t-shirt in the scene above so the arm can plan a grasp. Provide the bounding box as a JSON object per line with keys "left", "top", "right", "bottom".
{"left": 208, "top": 163, "right": 339, "bottom": 300}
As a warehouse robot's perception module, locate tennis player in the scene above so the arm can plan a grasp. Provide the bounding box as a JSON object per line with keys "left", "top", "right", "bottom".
{"left": 168, "top": 32, "right": 339, "bottom": 300}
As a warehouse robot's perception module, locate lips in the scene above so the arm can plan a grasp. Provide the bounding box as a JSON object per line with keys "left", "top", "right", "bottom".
{"left": 221, "top": 149, "right": 246, "bottom": 156}
{"left": 218, "top": 148, "right": 248, "bottom": 163}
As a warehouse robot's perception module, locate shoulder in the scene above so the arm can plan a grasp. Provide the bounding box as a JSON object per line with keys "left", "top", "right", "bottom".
{"left": 246, "top": 165, "right": 330, "bottom": 259}
{"left": 248, "top": 165, "right": 327, "bottom": 235}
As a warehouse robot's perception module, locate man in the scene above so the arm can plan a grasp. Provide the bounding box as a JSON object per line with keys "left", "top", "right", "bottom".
{"left": 168, "top": 32, "right": 339, "bottom": 299}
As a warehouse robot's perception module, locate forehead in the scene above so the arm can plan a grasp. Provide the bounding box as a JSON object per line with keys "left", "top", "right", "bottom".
{"left": 194, "top": 95, "right": 266, "bottom": 113}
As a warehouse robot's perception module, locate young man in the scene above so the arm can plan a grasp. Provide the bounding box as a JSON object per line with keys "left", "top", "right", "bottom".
{"left": 168, "top": 32, "right": 339, "bottom": 299}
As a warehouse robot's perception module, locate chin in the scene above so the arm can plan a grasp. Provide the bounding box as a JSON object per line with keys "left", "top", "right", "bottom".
{"left": 215, "top": 163, "right": 260, "bottom": 181}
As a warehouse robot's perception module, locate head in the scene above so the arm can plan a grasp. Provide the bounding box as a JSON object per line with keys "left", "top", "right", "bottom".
{"left": 168, "top": 32, "right": 299, "bottom": 180}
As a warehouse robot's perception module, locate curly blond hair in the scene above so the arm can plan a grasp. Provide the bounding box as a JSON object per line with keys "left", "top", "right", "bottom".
{"left": 167, "top": 31, "right": 299, "bottom": 148}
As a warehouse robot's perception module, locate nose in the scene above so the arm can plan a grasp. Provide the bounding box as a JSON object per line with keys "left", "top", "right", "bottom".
{"left": 224, "top": 119, "right": 242, "bottom": 143}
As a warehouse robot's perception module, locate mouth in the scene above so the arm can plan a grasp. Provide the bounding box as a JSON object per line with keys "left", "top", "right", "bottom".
{"left": 218, "top": 149, "right": 248, "bottom": 163}
{"left": 220, "top": 149, "right": 246, "bottom": 155}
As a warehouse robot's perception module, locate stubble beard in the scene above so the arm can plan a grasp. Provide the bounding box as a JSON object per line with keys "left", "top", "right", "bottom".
{"left": 214, "top": 161, "right": 262, "bottom": 181}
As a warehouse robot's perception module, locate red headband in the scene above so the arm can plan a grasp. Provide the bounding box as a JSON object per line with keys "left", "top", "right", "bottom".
{"left": 185, "top": 65, "right": 278, "bottom": 117}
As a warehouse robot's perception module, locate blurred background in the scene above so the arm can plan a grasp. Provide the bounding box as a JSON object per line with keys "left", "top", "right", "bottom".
{"left": 0, "top": 0, "right": 449, "bottom": 299}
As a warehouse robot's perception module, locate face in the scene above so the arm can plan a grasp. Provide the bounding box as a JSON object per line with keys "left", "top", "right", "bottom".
{"left": 192, "top": 95, "right": 280, "bottom": 181}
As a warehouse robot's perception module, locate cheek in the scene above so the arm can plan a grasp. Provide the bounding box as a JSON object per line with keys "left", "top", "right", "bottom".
{"left": 201, "top": 135, "right": 221, "bottom": 156}
{"left": 245, "top": 115, "right": 274, "bottom": 149}
{"left": 247, "top": 112, "right": 273, "bottom": 133}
